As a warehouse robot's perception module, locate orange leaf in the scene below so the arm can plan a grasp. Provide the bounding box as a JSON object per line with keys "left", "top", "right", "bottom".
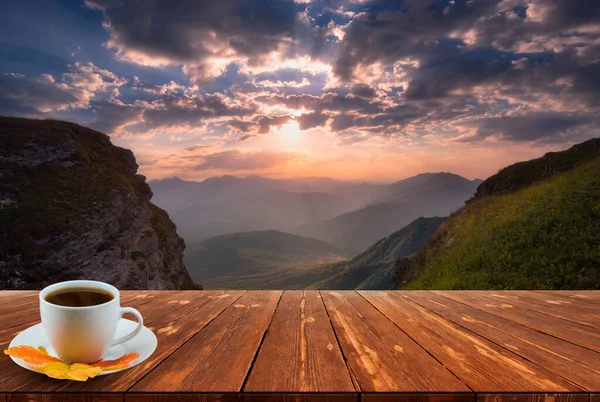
{"left": 93, "top": 352, "right": 139, "bottom": 371}
{"left": 5, "top": 346, "right": 139, "bottom": 380}
{"left": 4, "top": 345, "right": 61, "bottom": 365}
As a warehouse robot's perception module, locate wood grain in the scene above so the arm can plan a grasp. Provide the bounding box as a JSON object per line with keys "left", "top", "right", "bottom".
{"left": 436, "top": 291, "right": 600, "bottom": 352}
{"left": 244, "top": 394, "right": 358, "bottom": 402}
{"left": 591, "top": 394, "right": 600, "bottom": 402}
{"left": 244, "top": 291, "right": 355, "bottom": 392}
{"left": 402, "top": 291, "right": 600, "bottom": 391}
{"left": 130, "top": 291, "right": 282, "bottom": 392}
{"left": 362, "top": 394, "right": 475, "bottom": 402}
{"left": 507, "top": 290, "right": 600, "bottom": 310}
{"left": 480, "top": 291, "right": 600, "bottom": 329}
{"left": 126, "top": 393, "right": 242, "bottom": 401}
{"left": 5, "top": 394, "right": 123, "bottom": 401}
{"left": 360, "top": 291, "right": 579, "bottom": 392}
{"left": 321, "top": 291, "right": 469, "bottom": 393}
{"left": 532, "top": 291, "right": 600, "bottom": 305}
{"left": 476, "top": 394, "right": 589, "bottom": 402}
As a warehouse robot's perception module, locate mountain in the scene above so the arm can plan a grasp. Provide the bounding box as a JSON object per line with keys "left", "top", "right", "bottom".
{"left": 395, "top": 138, "right": 600, "bottom": 290}
{"left": 309, "top": 217, "right": 445, "bottom": 290}
{"left": 0, "top": 117, "right": 197, "bottom": 290}
{"left": 184, "top": 230, "right": 352, "bottom": 289}
{"left": 149, "top": 176, "right": 357, "bottom": 241}
{"left": 296, "top": 173, "right": 482, "bottom": 252}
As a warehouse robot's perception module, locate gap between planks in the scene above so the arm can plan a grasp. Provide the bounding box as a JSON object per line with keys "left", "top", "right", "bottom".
{"left": 123, "top": 291, "right": 249, "bottom": 392}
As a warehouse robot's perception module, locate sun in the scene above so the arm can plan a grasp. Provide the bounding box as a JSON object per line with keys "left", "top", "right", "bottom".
{"left": 279, "top": 120, "right": 301, "bottom": 142}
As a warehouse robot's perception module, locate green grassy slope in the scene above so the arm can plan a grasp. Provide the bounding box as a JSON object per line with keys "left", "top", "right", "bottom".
{"left": 184, "top": 230, "right": 351, "bottom": 289}
{"left": 311, "top": 217, "right": 445, "bottom": 289}
{"left": 398, "top": 147, "right": 600, "bottom": 290}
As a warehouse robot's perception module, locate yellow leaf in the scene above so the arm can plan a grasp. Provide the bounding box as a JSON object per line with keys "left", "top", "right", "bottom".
{"left": 40, "top": 361, "right": 102, "bottom": 381}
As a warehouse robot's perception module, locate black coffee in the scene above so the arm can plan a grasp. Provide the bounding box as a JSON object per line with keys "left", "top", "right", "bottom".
{"left": 45, "top": 287, "right": 114, "bottom": 307}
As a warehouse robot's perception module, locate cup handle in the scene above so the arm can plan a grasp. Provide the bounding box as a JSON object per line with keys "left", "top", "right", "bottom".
{"left": 111, "top": 307, "right": 144, "bottom": 346}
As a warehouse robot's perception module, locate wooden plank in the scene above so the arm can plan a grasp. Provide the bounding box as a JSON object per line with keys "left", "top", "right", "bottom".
{"left": 481, "top": 291, "right": 600, "bottom": 329}
{"left": 7, "top": 291, "right": 244, "bottom": 393}
{"left": 5, "top": 395, "right": 123, "bottom": 401}
{"left": 321, "top": 291, "right": 469, "bottom": 393}
{"left": 533, "top": 291, "right": 600, "bottom": 305}
{"left": 0, "top": 302, "right": 39, "bottom": 329}
{"left": 436, "top": 291, "right": 600, "bottom": 352}
{"left": 476, "top": 394, "right": 589, "bottom": 402}
{"left": 402, "top": 291, "right": 600, "bottom": 391}
{"left": 0, "top": 292, "right": 38, "bottom": 305}
{"left": 591, "top": 394, "right": 600, "bottom": 402}
{"left": 244, "top": 291, "right": 355, "bottom": 392}
{"left": 244, "top": 394, "right": 358, "bottom": 402}
{"left": 360, "top": 291, "right": 579, "bottom": 392}
{"left": 126, "top": 393, "right": 242, "bottom": 401}
{"left": 362, "top": 394, "right": 474, "bottom": 402}
{"left": 129, "top": 291, "right": 282, "bottom": 392}
{"left": 508, "top": 291, "right": 600, "bottom": 310}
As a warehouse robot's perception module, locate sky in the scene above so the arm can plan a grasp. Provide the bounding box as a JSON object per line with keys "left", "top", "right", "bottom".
{"left": 0, "top": 0, "right": 599, "bottom": 183}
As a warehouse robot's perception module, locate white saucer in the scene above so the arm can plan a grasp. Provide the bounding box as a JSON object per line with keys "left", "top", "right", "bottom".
{"left": 8, "top": 318, "right": 157, "bottom": 375}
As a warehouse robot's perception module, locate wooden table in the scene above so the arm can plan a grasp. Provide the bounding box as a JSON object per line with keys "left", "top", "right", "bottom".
{"left": 1, "top": 290, "right": 599, "bottom": 401}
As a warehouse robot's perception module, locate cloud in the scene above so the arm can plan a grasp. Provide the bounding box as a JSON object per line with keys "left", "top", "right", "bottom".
{"left": 90, "top": 100, "right": 143, "bottom": 134}
{"left": 296, "top": 112, "right": 329, "bottom": 130}
{"left": 456, "top": 112, "right": 597, "bottom": 142}
{"left": 63, "top": 62, "right": 128, "bottom": 95}
{"left": 194, "top": 149, "right": 300, "bottom": 170}
{"left": 3, "top": 0, "right": 600, "bottom": 150}
{"left": 185, "top": 144, "right": 213, "bottom": 151}
{"left": 85, "top": 0, "right": 313, "bottom": 82}
{"left": 0, "top": 73, "right": 88, "bottom": 114}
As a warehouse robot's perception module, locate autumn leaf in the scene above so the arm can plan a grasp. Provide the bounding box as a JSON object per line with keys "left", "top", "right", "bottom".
{"left": 4, "top": 346, "right": 140, "bottom": 381}
{"left": 4, "top": 345, "right": 61, "bottom": 365}
{"left": 42, "top": 362, "right": 102, "bottom": 381}
{"left": 93, "top": 352, "right": 140, "bottom": 371}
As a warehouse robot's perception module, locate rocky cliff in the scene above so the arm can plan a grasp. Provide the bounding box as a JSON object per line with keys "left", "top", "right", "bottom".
{"left": 0, "top": 117, "right": 198, "bottom": 290}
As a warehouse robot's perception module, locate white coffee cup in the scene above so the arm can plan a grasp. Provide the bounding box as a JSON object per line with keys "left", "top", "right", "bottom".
{"left": 39, "top": 280, "right": 144, "bottom": 363}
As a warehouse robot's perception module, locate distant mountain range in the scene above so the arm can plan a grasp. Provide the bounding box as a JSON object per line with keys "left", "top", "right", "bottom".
{"left": 296, "top": 173, "right": 482, "bottom": 251}
{"left": 184, "top": 230, "right": 351, "bottom": 289}
{"left": 150, "top": 172, "right": 481, "bottom": 253}
{"left": 396, "top": 137, "right": 600, "bottom": 290}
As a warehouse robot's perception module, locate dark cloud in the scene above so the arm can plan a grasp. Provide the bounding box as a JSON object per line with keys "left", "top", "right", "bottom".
{"left": 296, "top": 112, "right": 329, "bottom": 130}
{"left": 85, "top": 0, "right": 312, "bottom": 81}
{"left": 254, "top": 115, "right": 291, "bottom": 134}
{"left": 90, "top": 100, "right": 142, "bottom": 133}
{"left": 185, "top": 144, "right": 213, "bottom": 151}
{"left": 457, "top": 112, "right": 596, "bottom": 142}
{"left": 142, "top": 93, "right": 255, "bottom": 130}
{"left": 195, "top": 149, "right": 299, "bottom": 170}
{"left": 0, "top": 73, "right": 86, "bottom": 114}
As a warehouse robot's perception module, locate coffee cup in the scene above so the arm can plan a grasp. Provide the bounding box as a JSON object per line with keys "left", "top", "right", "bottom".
{"left": 39, "top": 280, "right": 144, "bottom": 363}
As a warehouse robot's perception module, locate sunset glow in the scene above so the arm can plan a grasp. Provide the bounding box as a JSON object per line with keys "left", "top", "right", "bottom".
{"left": 0, "top": 1, "right": 599, "bottom": 183}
